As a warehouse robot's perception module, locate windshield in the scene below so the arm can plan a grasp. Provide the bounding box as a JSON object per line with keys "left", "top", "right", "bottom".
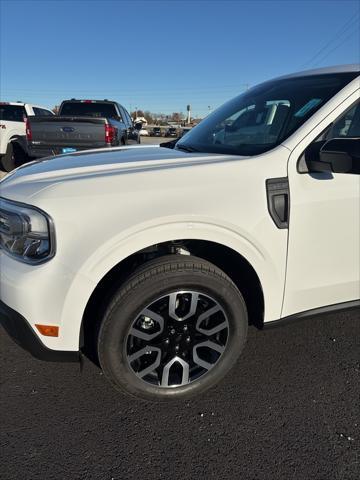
{"left": 59, "top": 102, "right": 119, "bottom": 119}
{"left": 0, "top": 105, "right": 26, "bottom": 122}
{"left": 176, "top": 72, "right": 358, "bottom": 156}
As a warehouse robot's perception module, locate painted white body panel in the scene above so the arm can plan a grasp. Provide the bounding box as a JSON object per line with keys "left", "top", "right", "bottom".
{"left": 0, "top": 69, "right": 359, "bottom": 352}
{"left": 0, "top": 103, "right": 53, "bottom": 155}
{"left": 0, "top": 145, "right": 289, "bottom": 350}
{"left": 283, "top": 88, "right": 360, "bottom": 316}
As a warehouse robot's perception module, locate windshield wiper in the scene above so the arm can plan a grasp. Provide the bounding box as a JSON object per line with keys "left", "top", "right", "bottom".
{"left": 176, "top": 144, "right": 199, "bottom": 153}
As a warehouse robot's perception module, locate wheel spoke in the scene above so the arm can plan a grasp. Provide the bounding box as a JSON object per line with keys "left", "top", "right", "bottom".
{"left": 161, "top": 356, "right": 190, "bottom": 387}
{"left": 196, "top": 305, "right": 228, "bottom": 335}
{"left": 193, "top": 340, "right": 225, "bottom": 370}
{"left": 169, "top": 292, "right": 199, "bottom": 321}
{"left": 128, "top": 346, "right": 161, "bottom": 378}
{"left": 126, "top": 290, "right": 229, "bottom": 388}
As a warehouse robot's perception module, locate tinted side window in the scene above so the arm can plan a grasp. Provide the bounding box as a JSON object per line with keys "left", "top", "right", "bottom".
{"left": 0, "top": 105, "right": 26, "bottom": 121}
{"left": 299, "top": 100, "right": 360, "bottom": 173}
{"left": 123, "top": 108, "right": 133, "bottom": 126}
{"left": 33, "top": 107, "right": 53, "bottom": 116}
{"left": 41, "top": 108, "right": 53, "bottom": 116}
{"left": 326, "top": 101, "right": 360, "bottom": 139}
{"left": 117, "top": 106, "right": 127, "bottom": 124}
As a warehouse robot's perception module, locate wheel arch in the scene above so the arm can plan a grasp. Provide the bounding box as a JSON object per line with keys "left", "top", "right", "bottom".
{"left": 80, "top": 239, "right": 265, "bottom": 362}
{"left": 9, "top": 135, "right": 27, "bottom": 152}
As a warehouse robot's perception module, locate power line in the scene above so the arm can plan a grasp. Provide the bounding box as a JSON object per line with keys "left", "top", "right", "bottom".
{"left": 311, "top": 28, "right": 359, "bottom": 67}
{"left": 301, "top": 12, "right": 360, "bottom": 68}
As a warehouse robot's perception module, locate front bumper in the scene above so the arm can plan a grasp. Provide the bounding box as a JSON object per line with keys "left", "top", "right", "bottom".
{"left": 0, "top": 248, "right": 96, "bottom": 353}
{"left": 0, "top": 300, "right": 79, "bottom": 362}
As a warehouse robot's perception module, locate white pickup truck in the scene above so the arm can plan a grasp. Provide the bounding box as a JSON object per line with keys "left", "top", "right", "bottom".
{"left": 0, "top": 102, "right": 54, "bottom": 172}
{"left": 0, "top": 65, "right": 359, "bottom": 401}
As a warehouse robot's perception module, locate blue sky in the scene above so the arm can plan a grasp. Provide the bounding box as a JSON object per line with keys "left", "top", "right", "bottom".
{"left": 1, "top": 0, "right": 359, "bottom": 117}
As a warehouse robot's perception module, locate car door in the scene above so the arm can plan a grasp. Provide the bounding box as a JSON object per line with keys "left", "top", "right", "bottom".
{"left": 122, "top": 107, "right": 139, "bottom": 144}
{"left": 283, "top": 94, "right": 360, "bottom": 317}
{"left": 112, "top": 105, "right": 127, "bottom": 144}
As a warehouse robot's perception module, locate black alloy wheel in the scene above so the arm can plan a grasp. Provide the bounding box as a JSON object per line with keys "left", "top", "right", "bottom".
{"left": 126, "top": 290, "right": 229, "bottom": 388}
{"left": 97, "top": 255, "right": 248, "bottom": 401}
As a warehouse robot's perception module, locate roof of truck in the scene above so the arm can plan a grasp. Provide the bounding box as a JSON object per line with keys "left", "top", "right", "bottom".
{"left": 0, "top": 101, "right": 52, "bottom": 109}
{"left": 278, "top": 64, "right": 360, "bottom": 80}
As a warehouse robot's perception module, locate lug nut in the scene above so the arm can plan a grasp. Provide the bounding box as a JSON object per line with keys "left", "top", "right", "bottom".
{"left": 170, "top": 328, "right": 176, "bottom": 335}
{"left": 183, "top": 325, "right": 188, "bottom": 332}
{"left": 164, "top": 338, "right": 170, "bottom": 345}
{"left": 186, "top": 336, "right": 191, "bottom": 343}
{"left": 175, "top": 345, "right": 180, "bottom": 352}
{"left": 141, "top": 316, "right": 154, "bottom": 329}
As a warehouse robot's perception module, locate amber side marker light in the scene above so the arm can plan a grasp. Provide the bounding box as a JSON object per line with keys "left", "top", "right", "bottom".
{"left": 35, "top": 325, "right": 59, "bottom": 337}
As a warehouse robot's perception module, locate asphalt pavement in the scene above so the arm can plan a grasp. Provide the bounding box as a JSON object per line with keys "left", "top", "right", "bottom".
{"left": 1, "top": 308, "right": 359, "bottom": 480}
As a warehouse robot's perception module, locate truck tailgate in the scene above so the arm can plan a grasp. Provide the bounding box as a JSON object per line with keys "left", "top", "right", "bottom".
{"left": 29, "top": 116, "right": 109, "bottom": 148}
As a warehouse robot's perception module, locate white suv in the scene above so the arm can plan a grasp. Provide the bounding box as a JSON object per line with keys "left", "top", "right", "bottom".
{"left": 0, "top": 65, "right": 359, "bottom": 401}
{"left": 0, "top": 102, "right": 53, "bottom": 171}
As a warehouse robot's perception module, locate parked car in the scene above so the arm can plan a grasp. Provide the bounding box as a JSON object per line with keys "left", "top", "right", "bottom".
{"left": 0, "top": 102, "right": 54, "bottom": 171}
{"left": 139, "top": 128, "right": 149, "bottom": 136}
{"left": 1, "top": 65, "right": 359, "bottom": 401}
{"left": 164, "top": 126, "right": 178, "bottom": 137}
{"left": 26, "top": 99, "right": 140, "bottom": 161}
{"left": 151, "top": 127, "right": 163, "bottom": 137}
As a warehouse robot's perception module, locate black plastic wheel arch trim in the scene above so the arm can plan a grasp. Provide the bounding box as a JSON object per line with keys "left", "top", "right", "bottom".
{"left": 263, "top": 300, "right": 360, "bottom": 329}
{"left": 266, "top": 177, "right": 290, "bottom": 229}
{"left": 0, "top": 300, "right": 79, "bottom": 362}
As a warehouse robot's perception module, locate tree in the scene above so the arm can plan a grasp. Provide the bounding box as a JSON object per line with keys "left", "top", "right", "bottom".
{"left": 143, "top": 111, "right": 153, "bottom": 124}
{"left": 171, "top": 112, "right": 184, "bottom": 123}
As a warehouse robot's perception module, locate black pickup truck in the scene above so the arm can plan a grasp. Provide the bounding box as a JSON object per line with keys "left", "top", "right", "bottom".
{"left": 27, "top": 100, "right": 141, "bottom": 158}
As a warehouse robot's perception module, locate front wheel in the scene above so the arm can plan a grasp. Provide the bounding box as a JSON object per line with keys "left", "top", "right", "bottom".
{"left": 97, "top": 255, "right": 248, "bottom": 401}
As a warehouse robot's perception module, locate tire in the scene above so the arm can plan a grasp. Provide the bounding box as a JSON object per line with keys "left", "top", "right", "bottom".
{"left": 0, "top": 142, "right": 26, "bottom": 172}
{"left": 97, "top": 255, "right": 248, "bottom": 401}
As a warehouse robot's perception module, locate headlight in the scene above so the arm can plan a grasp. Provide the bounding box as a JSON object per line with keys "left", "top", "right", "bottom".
{"left": 0, "top": 198, "right": 55, "bottom": 264}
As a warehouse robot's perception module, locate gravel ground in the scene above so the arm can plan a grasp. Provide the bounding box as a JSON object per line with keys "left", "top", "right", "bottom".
{"left": 1, "top": 308, "right": 359, "bottom": 480}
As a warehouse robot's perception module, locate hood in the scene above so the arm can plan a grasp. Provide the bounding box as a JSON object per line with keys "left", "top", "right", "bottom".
{"left": 0, "top": 146, "right": 239, "bottom": 202}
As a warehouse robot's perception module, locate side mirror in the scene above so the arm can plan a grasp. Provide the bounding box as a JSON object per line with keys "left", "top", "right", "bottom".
{"left": 225, "top": 123, "right": 236, "bottom": 133}
{"left": 134, "top": 122, "right": 142, "bottom": 131}
{"left": 307, "top": 138, "right": 360, "bottom": 174}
